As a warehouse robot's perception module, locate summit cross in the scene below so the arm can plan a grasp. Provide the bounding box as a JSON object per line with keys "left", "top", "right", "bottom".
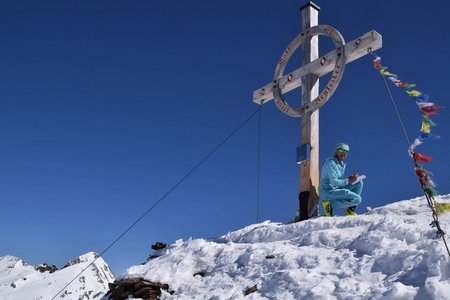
{"left": 253, "top": 2, "right": 382, "bottom": 220}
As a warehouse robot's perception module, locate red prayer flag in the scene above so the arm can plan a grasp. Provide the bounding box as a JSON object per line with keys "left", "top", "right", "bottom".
{"left": 419, "top": 105, "right": 440, "bottom": 116}
{"left": 413, "top": 152, "right": 433, "bottom": 163}
{"left": 374, "top": 58, "right": 382, "bottom": 70}
{"left": 415, "top": 168, "right": 427, "bottom": 177}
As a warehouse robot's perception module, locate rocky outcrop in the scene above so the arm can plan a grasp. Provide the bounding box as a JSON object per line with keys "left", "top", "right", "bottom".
{"left": 106, "top": 278, "right": 172, "bottom": 300}
{"left": 151, "top": 242, "right": 167, "bottom": 250}
{"left": 104, "top": 242, "right": 172, "bottom": 300}
{"left": 34, "top": 263, "right": 58, "bottom": 273}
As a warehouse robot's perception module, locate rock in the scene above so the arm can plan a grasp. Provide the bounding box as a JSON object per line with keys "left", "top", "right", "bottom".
{"left": 108, "top": 282, "right": 117, "bottom": 290}
{"left": 146, "top": 254, "right": 160, "bottom": 261}
{"left": 35, "top": 263, "right": 58, "bottom": 273}
{"left": 134, "top": 287, "right": 160, "bottom": 298}
{"left": 108, "top": 284, "right": 127, "bottom": 299}
{"left": 106, "top": 278, "right": 172, "bottom": 300}
{"left": 244, "top": 284, "right": 258, "bottom": 296}
{"left": 193, "top": 271, "right": 205, "bottom": 277}
{"left": 119, "top": 278, "right": 140, "bottom": 287}
{"left": 151, "top": 242, "right": 167, "bottom": 250}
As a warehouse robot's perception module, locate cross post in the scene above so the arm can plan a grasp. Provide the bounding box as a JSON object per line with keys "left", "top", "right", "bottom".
{"left": 299, "top": 2, "right": 320, "bottom": 221}
{"left": 253, "top": 2, "right": 382, "bottom": 221}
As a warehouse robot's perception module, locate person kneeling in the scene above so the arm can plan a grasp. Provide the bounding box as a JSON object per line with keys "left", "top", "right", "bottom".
{"left": 319, "top": 143, "right": 363, "bottom": 217}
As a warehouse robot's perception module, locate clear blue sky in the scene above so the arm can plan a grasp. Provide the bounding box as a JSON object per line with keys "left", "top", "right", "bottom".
{"left": 1, "top": 0, "right": 449, "bottom": 275}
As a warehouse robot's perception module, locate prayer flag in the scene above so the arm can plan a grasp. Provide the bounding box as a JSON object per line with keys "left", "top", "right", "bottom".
{"left": 406, "top": 90, "right": 422, "bottom": 97}
{"left": 423, "top": 186, "right": 437, "bottom": 197}
{"left": 413, "top": 152, "right": 433, "bottom": 163}
{"left": 419, "top": 132, "right": 441, "bottom": 141}
{"left": 380, "top": 69, "right": 397, "bottom": 77}
{"left": 435, "top": 202, "right": 450, "bottom": 216}
{"left": 413, "top": 94, "right": 431, "bottom": 103}
{"left": 422, "top": 116, "right": 436, "bottom": 127}
{"left": 417, "top": 102, "right": 435, "bottom": 108}
{"left": 420, "top": 121, "right": 431, "bottom": 133}
{"left": 374, "top": 57, "right": 382, "bottom": 70}
{"left": 419, "top": 105, "right": 440, "bottom": 116}
{"left": 409, "top": 138, "right": 422, "bottom": 153}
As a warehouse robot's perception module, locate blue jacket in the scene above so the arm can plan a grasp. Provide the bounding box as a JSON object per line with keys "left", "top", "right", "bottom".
{"left": 319, "top": 156, "right": 349, "bottom": 193}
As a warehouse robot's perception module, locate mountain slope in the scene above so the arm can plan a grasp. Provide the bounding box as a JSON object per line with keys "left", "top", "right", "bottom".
{"left": 118, "top": 195, "right": 450, "bottom": 299}
{"left": 0, "top": 252, "right": 115, "bottom": 300}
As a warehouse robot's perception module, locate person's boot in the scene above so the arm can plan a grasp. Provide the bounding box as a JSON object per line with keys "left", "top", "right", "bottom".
{"left": 345, "top": 206, "right": 358, "bottom": 216}
{"left": 321, "top": 200, "right": 333, "bottom": 217}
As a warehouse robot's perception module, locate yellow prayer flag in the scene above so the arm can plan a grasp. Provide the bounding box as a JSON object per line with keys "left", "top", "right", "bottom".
{"left": 406, "top": 90, "right": 422, "bottom": 97}
{"left": 380, "top": 70, "right": 397, "bottom": 77}
{"left": 421, "top": 121, "right": 431, "bottom": 133}
{"left": 435, "top": 202, "right": 450, "bottom": 216}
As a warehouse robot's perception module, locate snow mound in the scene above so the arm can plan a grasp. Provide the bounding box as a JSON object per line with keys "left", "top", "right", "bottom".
{"left": 0, "top": 252, "right": 115, "bottom": 300}
{"left": 120, "top": 195, "right": 450, "bottom": 299}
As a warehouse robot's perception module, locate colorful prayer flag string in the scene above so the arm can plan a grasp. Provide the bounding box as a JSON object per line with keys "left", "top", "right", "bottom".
{"left": 373, "top": 56, "right": 445, "bottom": 198}
{"left": 374, "top": 57, "right": 450, "bottom": 260}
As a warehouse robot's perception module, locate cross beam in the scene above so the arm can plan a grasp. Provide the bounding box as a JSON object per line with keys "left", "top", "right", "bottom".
{"left": 253, "top": 30, "right": 382, "bottom": 105}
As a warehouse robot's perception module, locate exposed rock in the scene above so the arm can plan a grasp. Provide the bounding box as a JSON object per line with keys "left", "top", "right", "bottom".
{"left": 151, "top": 242, "right": 167, "bottom": 250}
{"left": 106, "top": 278, "right": 172, "bottom": 300}
{"left": 34, "top": 263, "right": 58, "bottom": 273}
{"left": 119, "top": 278, "right": 140, "bottom": 287}
{"left": 193, "top": 271, "right": 205, "bottom": 277}
{"left": 108, "top": 282, "right": 117, "bottom": 290}
{"left": 244, "top": 284, "right": 258, "bottom": 296}
{"left": 146, "top": 254, "right": 160, "bottom": 261}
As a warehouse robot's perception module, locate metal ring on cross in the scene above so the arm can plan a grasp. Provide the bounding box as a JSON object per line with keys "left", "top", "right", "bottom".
{"left": 273, "top": 25, "right": 346, "bottom": 117}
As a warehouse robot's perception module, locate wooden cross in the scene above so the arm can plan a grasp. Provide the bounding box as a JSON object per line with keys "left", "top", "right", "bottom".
{"left": 253, "top": 2, "right": 382, "bottom": 221}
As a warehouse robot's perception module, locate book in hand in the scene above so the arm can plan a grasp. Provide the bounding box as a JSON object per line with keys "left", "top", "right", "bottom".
{"left": 352, "top": 175, "right": 366, "bottom": 185}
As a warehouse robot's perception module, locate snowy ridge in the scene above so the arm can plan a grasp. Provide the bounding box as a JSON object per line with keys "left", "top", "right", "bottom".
{"left": 121, "top": 195, "right": 450, "bottom": 299}
{"left": 0, "top": 252, "right": 115, "bottom": 300}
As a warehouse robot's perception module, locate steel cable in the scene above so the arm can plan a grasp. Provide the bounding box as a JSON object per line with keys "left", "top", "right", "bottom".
{"left": 50, "top": 107, "right": 262, "bottom": 300}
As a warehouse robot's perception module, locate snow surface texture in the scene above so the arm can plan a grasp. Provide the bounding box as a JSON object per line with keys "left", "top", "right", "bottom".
{"left": 0, "top": 252, "right": 115, "bottom": 300}
{"left": 122, "top": 195, "right": 450, "bottom": 300}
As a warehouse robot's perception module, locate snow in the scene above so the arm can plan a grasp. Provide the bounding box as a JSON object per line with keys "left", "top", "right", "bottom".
{"left": 0, "top": 252, "right": 115, "bottom": 300}
{"left": 2, "top": 195, "right": 450, "bottom": 299}
{"left": 120, "top": 194, "right": 450, "bottom": 300}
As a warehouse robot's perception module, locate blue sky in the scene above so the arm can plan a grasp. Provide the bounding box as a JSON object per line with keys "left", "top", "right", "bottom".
{"left": 1, "top": 0, "right": 449, "bottom": 275}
